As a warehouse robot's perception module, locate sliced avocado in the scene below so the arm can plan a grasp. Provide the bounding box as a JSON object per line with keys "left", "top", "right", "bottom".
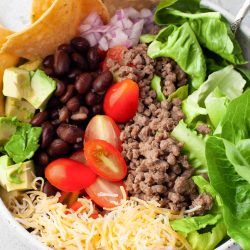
{"left": 3, "top": 68, "right": 31, "bottom": 99}
{"left": 5, "top": 97, "right": 36, "bottom": 122}
{"left": 19, "top": 59, "right": 42, "bottom": 71}
{"left": 0, "top": 160, "right": 35, "bottom": 192}
{"left": 0, "top": 155, "right": 13, "bottom": 187}
{"left": 27, "top": 69, "right": 56, "bottom": 110}
{"left": 0, "top": 117, "right": 19, "bottom": 145}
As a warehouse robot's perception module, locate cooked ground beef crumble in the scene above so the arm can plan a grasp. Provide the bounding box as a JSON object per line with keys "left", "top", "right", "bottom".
{"left": 108, "top": 44, "right": 213, "bottom": 215}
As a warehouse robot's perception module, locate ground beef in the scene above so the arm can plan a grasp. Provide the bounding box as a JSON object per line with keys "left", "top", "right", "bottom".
{"left": 108, "top": 44, "right": 212, "bottom": 214}
{"left": 196, "top": 123, "right": 212, "bottom": 135}
{"left": 189, "top": 193, "right": 214, "bottom": 216}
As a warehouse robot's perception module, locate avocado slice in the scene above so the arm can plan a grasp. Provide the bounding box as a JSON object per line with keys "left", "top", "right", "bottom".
{"left": 3, "top": 68, "right": 31, "bottom": 99}
{"left": 0, "top": 155, "right": 13, "bottom": 187}
{"left": 0, "top": 157, "right": 35, "bottom": 192}
{"left": 19, "top": 59, "right": 42, "bottom": 71}
{"left": 5, "top": 97, "right": 36, "bottom": 122}
{"left": 27, "top": 69, "right": 56, "bottom": 110}
{"left": 0, "top": 117, "right": 19, "bottom": 145}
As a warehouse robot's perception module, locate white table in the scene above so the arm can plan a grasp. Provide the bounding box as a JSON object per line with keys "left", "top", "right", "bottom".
{"left": 0, "top": 1, "right": 249, "bottom": 249}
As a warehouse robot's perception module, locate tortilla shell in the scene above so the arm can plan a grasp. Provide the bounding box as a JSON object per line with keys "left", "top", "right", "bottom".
{"left": 1, "top": 0, "right": 109, "bottom": 60}
{"left": 103, "top": 0, "right": 159, "bottom": 15}
{"left": 31, "top": 0, "right": 54, "bottom": 23}
{"left": 0, "top": 26, "right": 19, "bottom": 115}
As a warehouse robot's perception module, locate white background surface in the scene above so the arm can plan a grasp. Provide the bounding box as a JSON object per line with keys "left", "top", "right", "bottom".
{"left": 0, "top": 0, "right": 249, "bottom": 250}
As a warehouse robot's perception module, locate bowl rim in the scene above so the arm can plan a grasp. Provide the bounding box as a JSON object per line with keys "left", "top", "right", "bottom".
{"left": 0, "top": 1, "right": 249, "bottom": 249}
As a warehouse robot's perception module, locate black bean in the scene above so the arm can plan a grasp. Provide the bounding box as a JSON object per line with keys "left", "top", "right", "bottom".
{"left": 58, "top": 106, "right": 70, "bottom": 122}
{"left": 54, "top": 49, "right": 70, "bottom": 76}
{"left": 87, "top": 47, "right": 101, "bottom": 70}
{"left": 71, "top": 113, "right": 88, "bottom": 121}
{"left": 85, "top": 92, "right": 102, "bottom": 106}
{"left": 56, "top": 123, "right": 83, "bottom": 144}
{"left": 60, "top": 84, "right": 75, "bottom": 103}
{"left": 42, "top": 55, "right": 54, "bottom": 68}
{"left": 43, "top": 181, "right": 58, "bottom": 196}
{"left": 54, "top": 79, "right": 66, "bottom": 97}
{"left": 75, "top": 73, "right": 93, "bottom": 94}
{"left": 92, "top": 70, "right": 113, "bottom": 93}
{"left": 67, "top": 68, "right": 82, "bottom": 81}
{"left": 58, "top": 44, "right": 74, "bottom": 53}
{"left": 47, "top": 97, "right": 61, "bottom": 108}
{"left": 47, "top": 139, "right": 70, "bottom": 157}
{"left": 92, "top": 104, "right": 103, "bottom": 115}
{"left": 31, "top": 111, "right": 48, "bottom": 126}
{"left": 66, "top": 97, "right": 80, "bottom": 112}
{"left": 71, "top": 52, "right": 88, "bottom": 70}
{"left": 71, "top": 37, "right": 90, "bottom": 53}
{"left": 35, "top": 151, "right": 49, "bottom": 166}
{"left": 43, "top": 67, "right": 55, "bottom": 77}
{"left": 49, "top": 109, "right": 59, "bottom": 120}
{"left": 41, "top": 122, "right": 55, "bottom": 149}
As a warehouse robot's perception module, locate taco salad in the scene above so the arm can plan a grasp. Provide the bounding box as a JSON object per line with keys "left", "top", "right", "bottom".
{"left": 0, "top": 0, "right": 249, "bottom": 249}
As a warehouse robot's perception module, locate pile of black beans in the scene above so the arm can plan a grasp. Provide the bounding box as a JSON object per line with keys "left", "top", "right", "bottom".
{"left": 31, "top": 37, "right": 113, "bottom": 176}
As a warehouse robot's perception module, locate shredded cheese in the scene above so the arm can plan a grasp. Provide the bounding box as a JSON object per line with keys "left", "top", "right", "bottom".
{"left": 6, "top": 179, "right": 191, "bottom": 250}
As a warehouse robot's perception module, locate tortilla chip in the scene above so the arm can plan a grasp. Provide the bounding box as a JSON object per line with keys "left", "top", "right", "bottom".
{"left": 31, "top": 0, "right": 54, "bottom": 23}
{"left": 0, "top": 26, "right": 19, "bottom": 115}
{"left": 1, "top": 0, "right": 109, "bottom": 60}
{"left": 103, "top": 0, "right": 159, "bottom": 15}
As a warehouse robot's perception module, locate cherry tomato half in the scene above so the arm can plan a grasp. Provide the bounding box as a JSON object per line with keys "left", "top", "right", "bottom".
{"left": 45, "top": 158, "right": 97, "bottom": 192}
{"left": 102, "top": 46, "right": 127, "bottom": 71}
{"left": 84, "top": 139, "right": 127, "bottom": 182}
{"left": 104, "top": 79, "right": 139, "bottom": 123}
{"left": 67, "top": 201, "right": 100, "bottom": 218}
{"left": 84, "top": 115, "right": 122, "bottom": 151}
{"left": 85, "top": 177, "right": 127, "bottom": 208}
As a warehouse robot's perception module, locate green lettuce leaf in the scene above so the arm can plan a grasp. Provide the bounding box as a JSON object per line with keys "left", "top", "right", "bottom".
{"left": 154, "top": 0, "right": 246, "bottom": 64}
{"left": 148, "top": 23, "right": 206, "bottom": 89}
{"left": 150, "top": 75, "right": 166, "bottom": 101}
{"left": 4, "top": 124, "right": 42, "bottom": 163}
{"left": 167, "top": 85, "right": 188, "bottom": 101}
{"left": 187, "top": 222, "right": 227, "bottom": 250}
{"left": 140, "top": 34, "right": 156, "bottom": 44}
{"left": 171, "top": 214, "right": 221, "bottom": 234}
{"left": 206, "top": 137, "right": 250, "bottom": 250}
{"left": 171, "top": 120, "right": 207, "bottom": 169}
{"left": 182, "top": 66, "right": 246, "bottom": 127}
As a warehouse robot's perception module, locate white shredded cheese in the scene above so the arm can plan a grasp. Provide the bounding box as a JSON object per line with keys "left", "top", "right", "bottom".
{"left": 7, "top": 179, "right": 191, "bottom": 250}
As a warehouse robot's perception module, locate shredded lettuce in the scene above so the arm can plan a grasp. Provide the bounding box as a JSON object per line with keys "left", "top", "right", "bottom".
{"left": 151, "top": 75, "right": 166, "bottom": 101}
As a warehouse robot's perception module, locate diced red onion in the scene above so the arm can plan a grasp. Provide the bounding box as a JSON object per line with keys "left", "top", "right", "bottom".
{"left": 79, "top": 7, "right": 154, "bottom": 51}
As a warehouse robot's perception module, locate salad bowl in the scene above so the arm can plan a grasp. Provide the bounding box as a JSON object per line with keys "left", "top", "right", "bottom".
{"left": 0, "top": 0, "right": 249, "bottom": 250}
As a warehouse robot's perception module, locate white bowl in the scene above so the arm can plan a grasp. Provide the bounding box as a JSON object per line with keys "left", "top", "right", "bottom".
{"left": 0, "top": 1, "right": 249, "bottom": 249}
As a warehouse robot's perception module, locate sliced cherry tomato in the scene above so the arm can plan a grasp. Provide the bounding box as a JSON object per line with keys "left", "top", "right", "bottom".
{"left": 45, "top": 158, "right": 97, "bottom": 192}
{"left": 84, "top": 139, "right": 127, "bottom": 181}
{"left": 85, "top": 177, "right": 127, "bottom": 208}
{"left": 70, "top": 150, "right": 86, "bottom": 164}
{"left": 104, "top": 79, "right": 139, "bottom": 123}
{"left": 84, "top": 115, "right": 122, "bottom": 151}
{"left": 69, "top": 201, "right": 83, "bottom": 211}
{"left": 59, "top": 191, "right": 80, "bottom": 207}
{"left": 102, "top": 46, "right": 128, "bottom": 71}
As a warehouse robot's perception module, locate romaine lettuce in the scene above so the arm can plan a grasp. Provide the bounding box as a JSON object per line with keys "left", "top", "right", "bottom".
{"left": 182, "top": 66, "right": 246, "bottom": 127}
{"left": 148, "top": 23, "right": 206, "bottom": 89}
{"left": 206, "top": 89, "right": 250, "bottom": 249}
{"left": 154, "top": 0, "right": 246, "bottom": 64}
